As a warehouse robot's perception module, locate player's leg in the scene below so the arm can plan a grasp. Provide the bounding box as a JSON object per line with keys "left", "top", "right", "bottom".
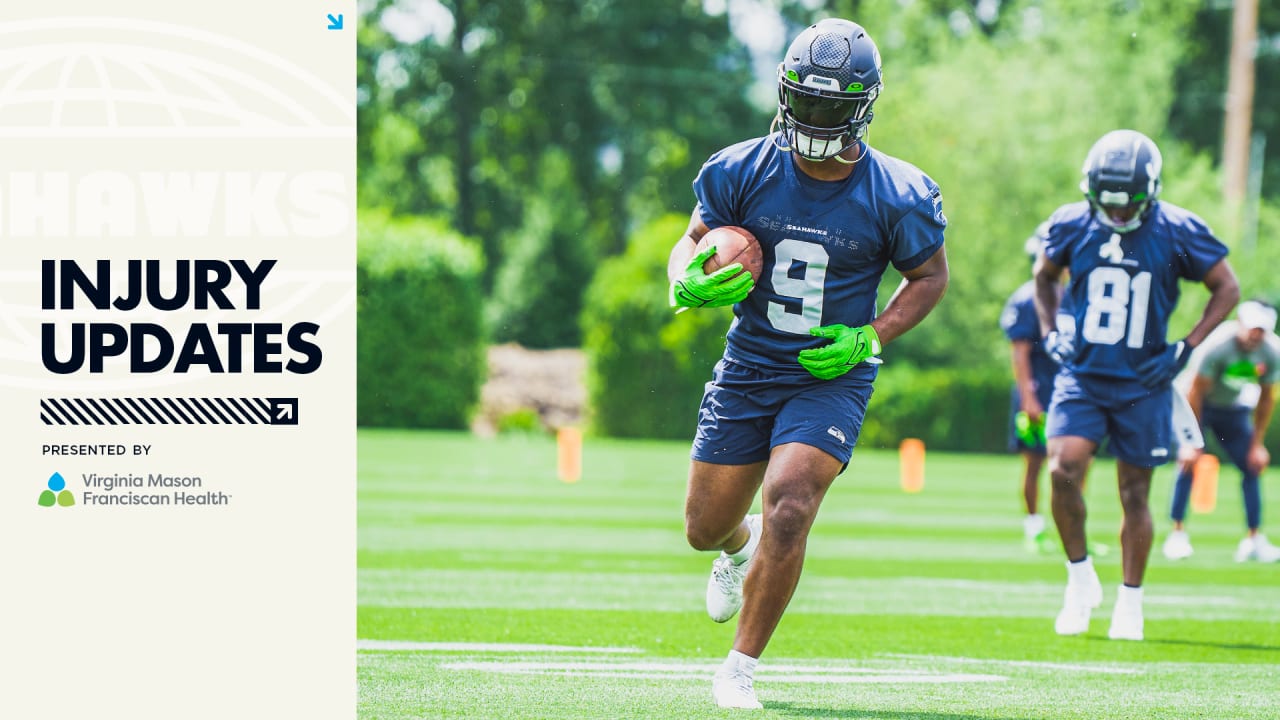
{"left": 1043, "top": 372, "right": 1105, "bottom": 635}
{"left": 712, "top": 442, "right": 842, "bottom": 710}
{"left": 1212, "top": 409, "right": 1277, "bottom": 561}
{"left": 1048, "top": 436, "right": 1096, "bottom": 561}
{"left": 1022, "top": 450, "right": 1049, "bottom": 550}
{"left": 712, "top": 372, "right": 869, "bottom": 709}
{"left": 1023, "top": 450, "right": 1044, "bottom": 515}
{"left": 1009, "top": 390, "right": 1048, "bottom": 548}
{"left": 732, "top": 442, "right": 842, "bottom": 658}
{"left": 1104, "top": 384, "right": 1173, "bottom": 641}
{"left": 1047, "top": 435, "right": 1103, "bottom": 635}
{"left": 1110, "top": 460, "right": 1154, "bottom": 640}
{"left": 1115, "top": 461, "right": 1155, "bottom": 586}
{"left": 686, "top": 460, "right": 768, "bottom": 624}
{"left": 1164, "top": 452, "right": 1195, "bottom": 559}
{"left": 685, "top": 460, "right": 767, "bottom": 553}
{"left": 685, "top": 358, "right": 775, "bottom": 625}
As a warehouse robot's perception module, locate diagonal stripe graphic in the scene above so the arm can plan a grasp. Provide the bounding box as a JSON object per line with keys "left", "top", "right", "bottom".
{"left": 39, "top": 397, "right": 288, "bottom": 425}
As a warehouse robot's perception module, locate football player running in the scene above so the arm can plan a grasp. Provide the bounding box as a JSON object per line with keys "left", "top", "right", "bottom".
{"left": 1033, "top": 130, "right": 1240, "bottom": 641}
{"left": 667, "top": 18, "right": 948, "bottom": 709}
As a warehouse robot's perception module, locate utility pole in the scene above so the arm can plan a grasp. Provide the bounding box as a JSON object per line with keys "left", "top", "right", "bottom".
{"left": 1223, "top": 0, "right": 1258, "bottom": 204}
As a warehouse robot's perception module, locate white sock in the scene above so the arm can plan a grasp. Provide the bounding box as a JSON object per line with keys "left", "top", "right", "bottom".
{"left": 1024, "top": 513, "right": 1045, "bottom": 538}
{"left": 1116, "top": 584, "right": 1143, "bottom": 609}
{"left": 723, "top": 649, "right": 758, "bottom": 676}
{"left": 1066, "top": 555, "right": 1095, "bottom": 584}
{"left": 728, "top": 521, "right": 759, "bottom": 564}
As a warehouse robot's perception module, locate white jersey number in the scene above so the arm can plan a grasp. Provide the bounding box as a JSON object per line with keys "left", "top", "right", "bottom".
{"left": 767, "top": 239, "right": 828, "bottom": 334}
{"left": 1081, "top": 268, "right": 1151, "bottom": 349}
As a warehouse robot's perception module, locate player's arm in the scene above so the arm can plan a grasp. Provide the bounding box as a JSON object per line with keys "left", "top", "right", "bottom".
{"left": 870, "top": 245, "right": 949, "bottom": 345}
{"left": 667, "top": 210, "right": 753, "bottom": 310}
{"left": 667, "top": 211, "right": 709, "bottom": 281}
{"left": 1185, "top": 259, "right": 1241, "bottom": 349}
{"left": 1032, "top": 253, "right": 1064, "bottom": 336}
{"left": 1140, "top": 257, "right": 1240, "bottom": 388}
{"left": 1249, "top": 381, "right": 1275, "bottom": 472}
{"left": 799, "top": 246, "right": 946, "bottom": 380}
{"left": 1010, "top": 340, "right": 1042, "bottom": 421}
{"left": 1176, "top": 373, "right": 1213, "bottom": 468}
{"left": 1031, "top": 252, "right": 1076, "bottom": 363}
{"left": 1186, "top": 373, "right": 1211, "bottom": 421}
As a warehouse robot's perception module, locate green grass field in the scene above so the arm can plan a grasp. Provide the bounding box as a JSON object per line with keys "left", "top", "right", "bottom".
{"left": 358, "top": 430, "right": 1280, "bottom": 719}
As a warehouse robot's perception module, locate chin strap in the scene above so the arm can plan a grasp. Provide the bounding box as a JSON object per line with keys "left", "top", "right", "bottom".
{"left": 833, "top": 141, "right": 865, "bottom": 165}
{"left": 769, "top": 114, "right": 789, "bottom": 153}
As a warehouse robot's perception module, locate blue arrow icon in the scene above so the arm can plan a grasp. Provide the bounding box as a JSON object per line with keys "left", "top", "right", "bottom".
{"left": 327, "top": 13, "right": 344, "bottom": 30}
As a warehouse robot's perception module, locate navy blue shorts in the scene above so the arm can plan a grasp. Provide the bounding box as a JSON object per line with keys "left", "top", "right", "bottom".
{"left": 691, "top": 357, "right": 875, "bottom": 466}
{"left": 1045, "top": 370, "right": 1173, "bottom": 467}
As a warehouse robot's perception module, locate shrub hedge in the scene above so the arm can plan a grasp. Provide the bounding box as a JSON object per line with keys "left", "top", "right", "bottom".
{"left": 357, "top": 210, "right": 485, "bottom": 428}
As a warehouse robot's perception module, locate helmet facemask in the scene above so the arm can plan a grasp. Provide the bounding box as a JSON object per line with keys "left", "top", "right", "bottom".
{"left": 776, "top": 75, "right": 878, "bottom": 162}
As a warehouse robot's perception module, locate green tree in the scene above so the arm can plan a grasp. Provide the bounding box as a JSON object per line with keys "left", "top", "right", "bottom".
{"left": 1167, "top": 2, "right": 1280, "bottom": 201}
{"left": 357, "top": 211, "right": 485, "bottom": 428}
{"left": 581, "top": 214, "right": 732, "bottom": 438}
{"left": 357, "top": 0, "right": 764, "bottom": 289}
{"left": 831, "top": 0, "right": 1201, "bottom": 370}
{"left": 486, "top": 149, "right": 593, "bottom": 347}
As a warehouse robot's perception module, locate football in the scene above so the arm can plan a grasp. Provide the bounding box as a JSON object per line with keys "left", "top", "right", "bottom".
{"left": 696, "top": 226, "right": 764, "bottom": 283}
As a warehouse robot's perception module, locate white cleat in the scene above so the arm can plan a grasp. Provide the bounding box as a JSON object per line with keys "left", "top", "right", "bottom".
{"left": 706, "top": 514, "right": 761, "bottom": 623}
{"left": 1162, "top": 530, "right": 1194, "bottom": 560}
{"left": 1236, "top": 534, "right": 1280, "bottom": 563}
{"left": 1108, "top": 608, "right": 1144, "bottom": 641}
{"left": 713, "top": 667, "right": 763, "bottom": 710}
{"left": 1254, "top": 535, "right": 1280, "bottom": 563}
{"left": 1108, "top": 587, "right": 1145, "bottom": 641}
{"left": 1054, "top": 562, "right": 1103, "bottom": 636}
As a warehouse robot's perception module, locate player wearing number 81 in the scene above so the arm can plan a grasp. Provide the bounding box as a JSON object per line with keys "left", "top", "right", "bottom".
{"left": 666, "top": 17, "right": 948, "bottom": 710}
{"left": 1033, "top": 129, "right": 1240, "bottom": 642}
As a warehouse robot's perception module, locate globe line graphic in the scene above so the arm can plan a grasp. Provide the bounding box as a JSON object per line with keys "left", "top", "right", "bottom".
{"left": 0, "top": 16, "right": 354, "bottom": 137}
{"left": 0, "top": 17, "right": 355, "bottom": 390}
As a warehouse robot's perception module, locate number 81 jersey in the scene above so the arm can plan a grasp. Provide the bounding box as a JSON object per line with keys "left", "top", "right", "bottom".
{"left": 1041, "top": 200, "right": 1228, "bottom": 381}
{"left": 692, "top": 135, "right": 946, "bottom": 373}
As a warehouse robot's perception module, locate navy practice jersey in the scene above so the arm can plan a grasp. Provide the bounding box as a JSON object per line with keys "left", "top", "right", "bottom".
{"left": 1042, "top": 200, "right": 1228, "bottom": 382}
{"left": 693, "top": 134, "right": 946, "bottom": 372}
{"left": 1000, "top": 279, "right": 1065, "bottom": 394}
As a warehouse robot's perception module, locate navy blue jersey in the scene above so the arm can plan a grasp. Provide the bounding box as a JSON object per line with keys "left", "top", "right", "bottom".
{"left": 1000, "top": 280, "right": 1060, "bottom": 395}
{"left": 1042, "top": 200, "right": 1228, "bottom": 382}
{"left": 693, "top": 134, "right": 946, "bottom": 371}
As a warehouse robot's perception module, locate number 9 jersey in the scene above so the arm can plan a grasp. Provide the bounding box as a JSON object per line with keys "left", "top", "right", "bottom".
{"left": 1041, "top": 199, "right": 1228, "bottom": 381}
{"left": 693, "top": 134, "right": 946, "bottom": 373}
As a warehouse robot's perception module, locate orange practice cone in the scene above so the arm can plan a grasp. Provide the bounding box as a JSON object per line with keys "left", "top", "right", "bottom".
{"left": 1190, "top": 453, "right": 1218, "bottom": 514}
{"left": 557, "top": 426, "right": 582, "bottom": 483}
{"left": 900, "top": 438, "right": 925, "bottom": 493}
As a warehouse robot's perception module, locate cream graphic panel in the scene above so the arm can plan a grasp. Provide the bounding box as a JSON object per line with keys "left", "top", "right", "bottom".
{"left": 0, "top": 4, "right": 355, "bottom": 719}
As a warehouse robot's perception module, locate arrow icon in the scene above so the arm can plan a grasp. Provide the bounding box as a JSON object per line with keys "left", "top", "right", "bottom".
{"left": 327, "top": 13, "right": 344, "bottom": 30}
{"left": 267, "top": 398, "right": 299, "bottom": 425}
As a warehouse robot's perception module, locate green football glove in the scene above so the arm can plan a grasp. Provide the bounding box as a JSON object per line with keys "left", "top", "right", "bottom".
{"left": 797, "top": 324, "right": 882, "bottom": 380}
{"left": 1014, "top": 411, "right": 1046, "bottom": 446}
{"left": 668, "top": 245, "right": 755, "bottom": 311}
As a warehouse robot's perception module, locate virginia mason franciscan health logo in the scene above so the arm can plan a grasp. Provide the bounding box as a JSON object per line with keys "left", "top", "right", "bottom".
{"left": 38, "top": 471, "right": 75, "bottom": 507}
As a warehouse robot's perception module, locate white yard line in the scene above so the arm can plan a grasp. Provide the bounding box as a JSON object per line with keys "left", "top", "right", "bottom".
{"left": 882, "top": 653, "right": 1140, "bottom": 675}
{"left": 358, "top": 640, "right": 642, "bottom": 654}
{"left": 440, "top": 659, "right": 1005, "bottom": 684}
